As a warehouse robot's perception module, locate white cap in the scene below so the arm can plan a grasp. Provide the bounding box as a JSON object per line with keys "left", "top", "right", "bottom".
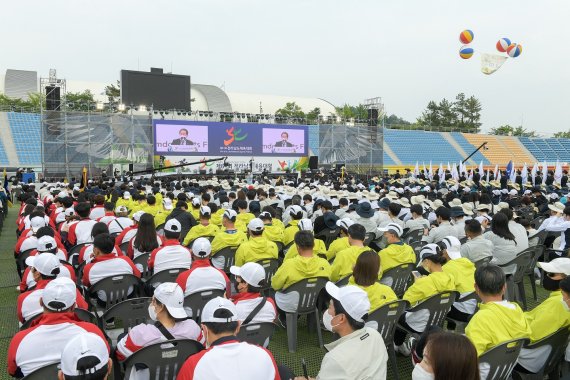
{"left": 248, "top": 218, "right": 265, "bottom": 232}
{"left": 548, "top": 202, "right": 566, "bottom": 214}
{"left": 440, "top": 236, "right": 461, "bottom": 260}
{"left": 162, "top": 198, "right": 173, "bottom": 210}
{"left": 37, "top": 236, "right": 57, "bottom": 252}
{"left": 509, "top": 189, "right": 518, "bottom": 196}
{"left": 223, "top": 209, "right": 237, "bottom": 221}
{"left": 192, "top": 198, "right": 201, "bottom": 206}
{"left": 298, "top": 218, "right": 313, "bottom": 231}
{"left": 336, "top": 218, "right": 355, "bottom": 231}
{"left": 191, "top": 237, "right": 212, "bottom": 257}
{"left": 115, "top": 205, "right": 128, "bottom": 213}
{"left": 60, "top": 333, "right": 109, "bottom": 377}
{"left": 132, "top": 211, "right": 145, "bottom": 222}
{"left": 259, "top": 211, "right": 272, "bottom": 220}
{"left": 418, "top": 244, "right": 441, "bottom": 266}
{"left": 31, "top": 216, "right": 46, "bottom": 232}
{"left": 164, "top": 219, "right": 182, "bottom": 233}
{"left": 42, "top": 277, "right": 76, "bottom": 311}
{"left": 538, "top": 258, "right": 570, "bottom": 275}
{"left": 201, "top": 296, "right": 239, "bottom": 323}
{"left": 230, "top": 262, "right": 266, "bottom": 287}
{"left": 154, "top": 282, "right": 187, "bottom": 319}
{"left": 289, "top": 205, "right": 303, "bottom": 216}
{"left": 64, "top": 208, "right": 75, "bottom": 217}
{"left": 377, "top": 222, "right": 404, "bottom": 238}
{"left": 325, "top": 283, "right": 370, "bottom": 322}
{"left": 123, "top": 191, "right": 131, "bottom": 199}
{"left": 200, "top": 205, "right": 211, "bottom": 216}
{"left": 26, "top": 252, "right": 60, "bottom": 276}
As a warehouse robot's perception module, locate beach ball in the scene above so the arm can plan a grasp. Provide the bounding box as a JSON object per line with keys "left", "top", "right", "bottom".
{"left": 459, "top": 29, "right": 474, "bottom": 44}
{"left": 507, "top": 43, "right": 522, "bottom": 58}
{"left": 459, "top": 46, "right": 474, "bottom": 59}
{"left": 496, "top": 38, "right": 511, "bottom": 53}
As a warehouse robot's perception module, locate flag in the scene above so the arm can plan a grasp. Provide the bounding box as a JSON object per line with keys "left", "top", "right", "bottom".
{"left": 413, "top": 162, "right": 419, "bottom": 179}
{"left": 438, "top": 163, "right": 444, "bottom": 184}
{"left": 80, "top": 166, "right": 87, "bottom": 191}
{"left": 468, "top": 169, "right": 473, "bottom": 181}
{"left": 493, "top": 164, "right": 499, "bottom": 180}
{"left": 423, "top": 162, "right": 428, "bottom": 178}
{"left": 486, "top": 169, "right": 490, "bottom": 183}
{"left": 521, "top": 163, "right": 528, "bottom": 186}
{"left": 496, "top": 170, "right": 501, "bottom": 183}
{"left": 531, "top": 163, "right": 538, "bottom": 186}
{"left": 2, "top": 168, "right": 12, "bottom": 207}
{"left": 428, "top": 161, "right": 433, "bottom": 181}
{"left": 509, "top": 164, "right": 517, "bottom": 184}
{"left": 451, "top": 163, "right": 459, "bottom": 181}
{"left": 555, "top": 160, "right": 563, "bottom": 185}
{"left": 542, "top": 161, "right": 548, "bottom": 185}
{"left": 481, "top": 52, "right": 509, "bottom": 75}
{"left": 479, "top": 161, "right": 484, "bottom": 179}
{"left": 506, "top": 160, "right": 513, "bottom": 179}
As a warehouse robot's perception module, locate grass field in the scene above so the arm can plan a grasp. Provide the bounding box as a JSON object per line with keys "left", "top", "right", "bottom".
{"left": 0, "top": 209, "right": 550, "bottom": 379}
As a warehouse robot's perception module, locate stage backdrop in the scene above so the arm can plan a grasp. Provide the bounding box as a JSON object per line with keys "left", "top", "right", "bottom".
{"left": 153, "top": 120, "right": 310, "bottom": 172}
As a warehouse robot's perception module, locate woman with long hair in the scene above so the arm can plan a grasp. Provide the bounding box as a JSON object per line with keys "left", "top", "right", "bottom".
{"left": 413, "top": 331, "right": 479, "bottom": 380}
{"left": 484, "top": 212, "right": 517, "bottom": 274}
{"left": 128, "top": 213, "right": 162, "bottom": 259}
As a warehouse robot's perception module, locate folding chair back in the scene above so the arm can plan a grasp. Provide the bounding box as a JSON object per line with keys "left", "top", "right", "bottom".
{"left": 283, "top": 277, "right": 328, "bottom": 315}
{"left": 380, "top": 263, "right": 415, "bottom": 298}
{"left": 183, "top": 288, "right": 225, "bottom": 323}
{"left": 479, "top": 338, "right": 528, "bottom": 380}
{"left": 146, "top": 268, "right": 187, "bottom": 290}
{"left": 314, "top": 228, "right": 340, "bottom": 249}
{"left": 407, "top": 291, "right": 458, "bottom": 329}
{"left": 88, "top": 274, "right": 142, "bottom": 310}
{"left": 210, "top": 246, "right": 238, "bottom": 273}
{"left": 237, "top": 322, "right": 276, "bottom": 348}
{"left": 21, "top": 362, "right": 60, "bottom": 380}
{"left": 101, "top": 297, "right": 152, "bottom": 335}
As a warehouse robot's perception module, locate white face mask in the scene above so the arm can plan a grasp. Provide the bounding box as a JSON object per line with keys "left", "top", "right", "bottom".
{"left": 148, "top": 304, "right": 158, "bottom": 321}
{"left": 561, "top": 298, "right": 570, "bottom": 312}
{"left": 322, "top": 310, "right": 341, "bottom": 332}
{"left": 412, "top": 364, "right": 434, "bottom": 380}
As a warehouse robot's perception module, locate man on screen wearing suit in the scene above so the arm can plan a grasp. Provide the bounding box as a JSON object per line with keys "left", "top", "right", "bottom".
{"left": 171, "top": 128, "right": 194, "bottom": 146}
{"left": 274, "top": 131, "right": 294, "bottom": 147}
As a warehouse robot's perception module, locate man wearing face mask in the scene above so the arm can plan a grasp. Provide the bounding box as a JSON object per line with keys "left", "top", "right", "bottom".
{"left": 177, "top": 297, "right": 281, "bottom": 380}
{"left": 115, "top": 282, "right": 202, "bottom": 361}
{"left": 293, "top": 283, "right": 387, "bottom": 380}
{"left": 515, "top": 259, "right": 570, "bottom": 373}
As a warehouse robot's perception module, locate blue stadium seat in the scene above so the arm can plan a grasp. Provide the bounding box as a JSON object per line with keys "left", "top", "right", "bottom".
{"left": 6, "top": 112, "right": 42, "bottom": 166}
{"left": 0, "top": 140, "right": 9, "bottom": 166}
{"left": 519, "top": 137, "right": 570, "bottom": 162}
{"left": 383, "top": 129, "right": 464, "bottom": 165}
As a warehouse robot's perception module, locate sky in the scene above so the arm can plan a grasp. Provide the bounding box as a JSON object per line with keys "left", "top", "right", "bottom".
{"left": 2, "top": 0, "right": 569, "bottom": 135}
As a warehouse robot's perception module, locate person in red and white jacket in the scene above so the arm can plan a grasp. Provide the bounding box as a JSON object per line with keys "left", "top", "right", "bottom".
{"left": 89, "top": 194, "right": 106, "bottom": 220}
{"left": 77, "top": 222, "right": 121, "bottom": 265}
{"left": 176, "top": 297, "right": 280, "bottom": 380}
{"left": 82, "top": 233, "right": 141, "bottom": 294}
{"left": 176, "top": 238, "right": 229, "bottom": 300}
{"left": 17, "top": 252, "right": 88, "bottom": 324}
{"left": 19, "top": 236, "right": 75, "bottom": 293}
{"left": 230, "top": 262, "right": 277, "bottom": 325}
{"left": 115, "top": 282, "right": 203, "bottom": 361}
{"left": 148, "top": 219, "right": 191, "bottom": 275}
{"left": 96, "top": 202, "right": 117, "bottom": 225}
{"left": 8, "top": 277, "right": 109, "bottom": 378}
{"left": 112, "top": 208, "right": 139, "bottom": 243}
{"left": 67, "top": 202, "right": 97, "bottom": 246}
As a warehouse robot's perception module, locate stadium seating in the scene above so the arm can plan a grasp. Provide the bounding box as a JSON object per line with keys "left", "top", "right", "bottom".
{"left": 519, "top": 137, "right": 570, "bottom": 162}
{"left": 448, "top": 132, "right": 490, "bottom": 165}
{"left": 462, "top": 133, "right": 534, "bottom": 166}
{"left": 6, "top": 112, "right": 42, "bottom": 166}
{"left": 0, "top": 141, "right": 9, "bottom": 166}
{"left": 383, "top": 152, "right": 396, "bottom": 166}
{"left": 383, "top": 129, "right": 464, "bottom": 165}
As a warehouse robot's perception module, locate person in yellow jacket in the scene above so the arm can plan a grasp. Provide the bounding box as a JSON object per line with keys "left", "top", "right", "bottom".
{"left": 326, "top": 218, "right": 354, "bottom": 261}
{"left": 209, "top": 203, "right": 225, "bottom": 227}
{"left": 394, "top": 244, "right": 456, "bottom": 356}
{"left": 349, "top": 250, "right": 397, "bottom": 316}
{"left": 283, "top": 205, "right": 304, "bottom": 246}
{"left": 182, "top": 206, "right": 220, "bottom": 246}
{"left": 189, "top": 198, "right": 201, "bottom": 220}
{"left": 330, "top": 224, "right": 373, "bottom": 282}
{"left": 517, "top": 259, "right": 570, "bottom": 373}
{"left": 259, "top": 211, "right": 284, "bottom": 244}
{"left": 154, "top": 198, "right": 174, "bottom": 227}
{"left": 465, "top": 264, "right": 531, "bottom": 365}
{"left": 210, "top": 209, "right": 247, "bottom": 269}
{"left": 439, "top": 235, "right": 477, "bottom": 330}
{"left": 235, "top": 218, "right": 278, "bottom": 266}
{"left": 284, "top": 219, "right": 327, "bottom": 261}
{"left": 272, "top": 230, "right": 331, "bottom": 316}
{"left": 235, "top": 199, "right": 255, "bottom": 233}
{"left": 129, "top": 192, "right": 148, "bottom": 217}
{"left": 141, "top": 194, "right": 162, "bottom": 217}
{"left": 378, "top": 223, "right": 416, "bottom": 275}
{"left": 116, "top": 191, "right": 133, "bottom": 211}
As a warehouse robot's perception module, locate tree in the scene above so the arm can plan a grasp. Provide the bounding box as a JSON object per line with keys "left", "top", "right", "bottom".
{"left": 417, "top": 100, "right": 441, "bottom": 127}
{"left": 453, "top": 93, "right": 468, "bottom": 129}
{"left": 554, "top": 131, "right": 570, "bottom": 138}
{"left": 438, "top": 98, "right": 457, "bottom": 128}
{"left": 0, "top": 92, "right": 43, "bottom": 110}
{"left": 306, "top": 107, "right": 320, "bottom": 124}
{"left": 490, "top": 124, "right": 537, "bottom": 137}
{"left": 64, "top": 90, "right": 96, "bottom": 111}
{"left": 275, "top": 102, "right": 305, "bottom": 118}
{"left": 104, "top": 81, "right": 120, "bottom": 104}
{"left": 385, "top": 114, "right": 411, "bottom": 126}
{"left": 464, "top": 95, "right": 482, "bottom": 133}
{"left": 335, "top": 103, "right": 368, "bottom": 120}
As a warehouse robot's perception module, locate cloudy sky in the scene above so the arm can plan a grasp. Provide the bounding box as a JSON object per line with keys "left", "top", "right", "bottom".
{"left": 2, "top": 0, "right": 569, "bottom": 134}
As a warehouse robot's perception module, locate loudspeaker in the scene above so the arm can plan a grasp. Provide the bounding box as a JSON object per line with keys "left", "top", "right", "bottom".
{"left": 128, "top": 164, "right": 134, "bottom": 172}
{"left": 308, "top": 156, "right": 319, "bottom": 170}
{"left": 45, "top": 86, "right": 61, "bottom": 111}
{"left": 367, "top": 108, "right": 378, "bottom": 126}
